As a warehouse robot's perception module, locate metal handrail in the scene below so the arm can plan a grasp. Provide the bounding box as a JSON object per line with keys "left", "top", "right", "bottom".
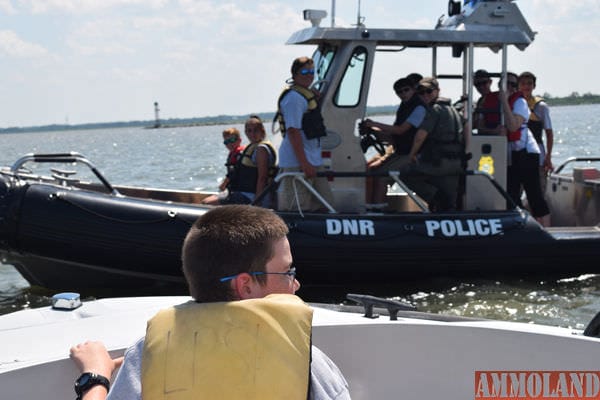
{"left": 554, "top": 157, "right": 600, "bottom": 175}
{"left": 9, "top": 152, "right": 121, "bottom": 196}
{"left": 272, "top": 169, "right": 518, "bottom": 213}
{"left": 274, "top": 172, "right": 337, "bottom": 213}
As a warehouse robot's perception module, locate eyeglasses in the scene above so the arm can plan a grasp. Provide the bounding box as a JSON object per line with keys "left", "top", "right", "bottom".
{"left": 219, "top": 267, "right": 297, "bottom": 282}
{"left": 474, "top": 80, "right": 489, "bottom": 87}
{"left": 299, "top": 68, "right": 315, "bottom": 75}
{"left": 223, "top": 137, "right": 238, "bottom": 145}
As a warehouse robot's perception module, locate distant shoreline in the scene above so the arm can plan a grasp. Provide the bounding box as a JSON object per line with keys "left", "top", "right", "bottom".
{"left": 2, "top": 96, "right": 598, "bottom": 134}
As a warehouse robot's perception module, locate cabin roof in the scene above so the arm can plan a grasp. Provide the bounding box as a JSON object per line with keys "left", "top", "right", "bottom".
{"left": 287, "top": 1, "right": 535, "bottom": 51}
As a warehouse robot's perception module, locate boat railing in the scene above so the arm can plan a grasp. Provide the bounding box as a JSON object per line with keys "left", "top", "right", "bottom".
{"left": 267, "top": 169, "right": 518, "bottom": 214}
{"left": 9, "top": 152, "right": 121, "bottom": 196}
{"left": 553, "top": 157, "right": 600, "bottom": 174}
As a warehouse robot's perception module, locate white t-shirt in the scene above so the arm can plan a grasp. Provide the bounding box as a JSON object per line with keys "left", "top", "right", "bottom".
{"left": 509, "top": 97, "right": 540, "bottom": 154}
{"left": 107, "top": 337, "right": 350, "bottom": 400}
{"left": 278, "top": 90, "right": 323, "bottom": 168}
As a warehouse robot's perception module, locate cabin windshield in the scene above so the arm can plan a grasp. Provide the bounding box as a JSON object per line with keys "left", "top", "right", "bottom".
{"left": 312, "top": 44, "right": 336, "bottom": 92}
{"left": 334, "top": 46, "right": 368, "bottom": 108}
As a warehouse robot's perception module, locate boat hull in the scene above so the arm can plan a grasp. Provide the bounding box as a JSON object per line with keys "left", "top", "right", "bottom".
{"left": 2, "top": 296, "right": 600, "bottom": 400}
{"left": 2, "top": 179, "right": 600, "bottom": 294}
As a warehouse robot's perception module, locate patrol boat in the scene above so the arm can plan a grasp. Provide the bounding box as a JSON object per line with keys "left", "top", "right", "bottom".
{"left": 1, "top": 0, "right": 599, "bottom": 293}
{"left": 2, "top": 293, "right": 600, "bottom": 399}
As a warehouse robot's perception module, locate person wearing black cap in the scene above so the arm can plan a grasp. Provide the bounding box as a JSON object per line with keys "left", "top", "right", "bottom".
{"left": 361, "top": 75, "right": 427, "bottom": 203}
{"left": 473, "top": 69, "right": 502, "bottom": 135}
{"left": 403, "top": 77, "right": 466, "bottom": 211}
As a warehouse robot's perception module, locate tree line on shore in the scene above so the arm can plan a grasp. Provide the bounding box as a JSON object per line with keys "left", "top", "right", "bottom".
{"left": 1, "top": 93, "right": 598, "bottom": 134}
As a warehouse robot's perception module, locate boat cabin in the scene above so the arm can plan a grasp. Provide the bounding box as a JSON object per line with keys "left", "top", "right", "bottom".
{"left": 279, "top": 0, "right": 536, "bottom": 213}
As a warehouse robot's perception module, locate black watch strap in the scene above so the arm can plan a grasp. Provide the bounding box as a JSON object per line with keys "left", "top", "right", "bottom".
{"left": 74, "top": 372, "right": 110, "bottom": 399}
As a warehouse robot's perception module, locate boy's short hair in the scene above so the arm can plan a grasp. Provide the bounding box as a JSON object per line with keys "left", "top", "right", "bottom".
{"left": 222, "top": 127, "right": 241, "bottom": 139}
{"left": 518, "top": 71, "right": 537, "bottom": 85}
{"left": 182, "top": 205, "right": 289, "bottom": 302}
{"left": 393, "top": 77, "right": 412, "bottom": 93}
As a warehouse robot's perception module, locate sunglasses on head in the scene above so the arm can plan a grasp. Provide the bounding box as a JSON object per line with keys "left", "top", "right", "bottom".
{"left": 223, "top": 137, "right": 238, "bottom": 145}
{"left": 299, "top": 68, "right": 315, "bottom": 75}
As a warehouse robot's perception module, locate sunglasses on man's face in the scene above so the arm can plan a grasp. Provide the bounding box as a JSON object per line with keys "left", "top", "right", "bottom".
{"left": 507, "top": 81, "right": 518, "bottom": 88}
{"left": 299, "top": 68, "right": 315, "bottom": 76}
{"left": 223, "top": 137, "right": 238, "bottom": 145}
{"left": 419, "top": 88, "right": 435, "bottom": 95}
{"left": 474, "top": 80, "right": 489, "bottom": 87}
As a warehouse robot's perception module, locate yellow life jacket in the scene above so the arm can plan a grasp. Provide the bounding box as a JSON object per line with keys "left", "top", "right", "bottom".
{"left": 228, "top": 140, "right": 278, "bottom": 193}
{"left": 274, "top": 85, "right": 326, "bottom": 139}
{"left": 526, "top": 95, "right": 545, "bottom": 143}
{"left": 526, "top": 95, "right": 544, "bottom": 122}
{"left": 141, "top": 294, "right": 312, "bottom": 400}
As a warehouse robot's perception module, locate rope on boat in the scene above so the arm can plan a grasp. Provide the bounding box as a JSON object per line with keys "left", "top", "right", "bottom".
{"left": 50, "top": 192, "right": 195, "bottom": 226}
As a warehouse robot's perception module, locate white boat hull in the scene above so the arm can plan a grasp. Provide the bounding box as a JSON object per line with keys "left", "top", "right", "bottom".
{"left": 1, "top": 296, "right": 599, "bottom": 399}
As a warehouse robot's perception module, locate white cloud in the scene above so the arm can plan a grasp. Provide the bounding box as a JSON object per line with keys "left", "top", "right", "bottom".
{"left": 19, "top": 0, "right": 168, "bottom": 14}
{"left": 0, "top": 30, "right": 48, "bottom": 57}
{"left": 0, "top": 0, "right": 16, "bottom": 14}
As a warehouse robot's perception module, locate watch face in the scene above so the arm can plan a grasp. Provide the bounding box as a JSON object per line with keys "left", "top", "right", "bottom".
{"left": 77, "top": 374, "right": 91, "bottom": 387}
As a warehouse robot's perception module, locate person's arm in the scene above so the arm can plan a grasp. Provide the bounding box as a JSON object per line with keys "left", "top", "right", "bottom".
{"left": 254, "top": 146, "right": 270, "bottom": 197}
{"left": 537, "top": 102, "right": 554, "bottom": 171}
{"left": 498, "top": 91, "right": 525, "bottom": 132}
{"left": 544, "top": 128, "right": 554, "bottom": 171}
{"left": 70, "top": 341, "right": 124, "bottom": 400}
{"left": 408, "top": 128, "right": 429, "bottom": 162}
{"left": 287, "top": 127, "right": 316, "bottom": 178}
{"left": 219, "top": 177, "right": 230, "bottom": 191}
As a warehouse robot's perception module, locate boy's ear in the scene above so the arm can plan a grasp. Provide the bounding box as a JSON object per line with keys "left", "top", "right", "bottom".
{"left": 233, "top": 273, "right": 255, "bottom": 299}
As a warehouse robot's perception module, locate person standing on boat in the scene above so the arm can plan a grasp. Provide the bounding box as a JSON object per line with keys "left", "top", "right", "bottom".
{"left": 518, "top": 71, "right": 554, "bottom": 192}
{"left": 499, "top": 72, "right": 551, "bottom": 227}
{"left": 275, "top": 56, "right": 334, "bottom": 212}
{"left": 473, "top": 69, "right": 502, "bottom": 135}
{"left": 403, "top": 77, "right": 466, "bottom": 212}
{"left": 70, "top": 205, "right": 350, "bottom": 400}
{"left": 361, "top": 76, "right": 427, "bottom": 204}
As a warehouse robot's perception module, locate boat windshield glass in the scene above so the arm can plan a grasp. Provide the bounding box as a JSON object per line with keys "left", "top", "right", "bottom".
{"left": 312, "top": 44, "right": 336, "bottom": 92}
{"left": 334, "top": 46, "right": 367, "bottom": 108}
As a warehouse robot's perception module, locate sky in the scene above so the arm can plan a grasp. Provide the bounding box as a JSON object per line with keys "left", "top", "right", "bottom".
{"left": 1, "top": 0, "right": 599, "bottom": 128}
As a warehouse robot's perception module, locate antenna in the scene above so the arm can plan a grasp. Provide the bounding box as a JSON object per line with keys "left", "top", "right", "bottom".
{"left": 356, "top": 0, "right": 365, "bottom": 27}
{"left": 331, "top": 0, "right": 336, "bottom": 27}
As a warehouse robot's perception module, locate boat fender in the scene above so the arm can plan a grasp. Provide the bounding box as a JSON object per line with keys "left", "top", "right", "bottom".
{"left": 584, "top": 310, "right": 600, "bottom": 338}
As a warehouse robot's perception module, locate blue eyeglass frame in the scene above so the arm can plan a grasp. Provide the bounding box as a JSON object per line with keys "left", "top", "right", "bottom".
{"left": 219, "top": 267, "right": 296, "bottom": 282}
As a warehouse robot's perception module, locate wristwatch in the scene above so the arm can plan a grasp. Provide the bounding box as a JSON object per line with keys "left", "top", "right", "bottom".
{"left": 74, "top": 372, "right": 110, "bottom": 399}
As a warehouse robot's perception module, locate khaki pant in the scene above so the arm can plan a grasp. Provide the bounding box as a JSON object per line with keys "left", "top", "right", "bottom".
{"left": 401, "top": 158, "right": 463, "bottom": 211}
{"left": 277, "top": 166, "right": 334, "bottom": 212}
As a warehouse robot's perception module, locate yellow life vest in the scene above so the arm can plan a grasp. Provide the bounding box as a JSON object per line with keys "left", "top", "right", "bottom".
{"left": 274, "top": 85, "right": 326, "bottom": 139}
{"left": 526, "top": 95, "right": 544, "bottom": 122}
{"left": 141, "top": 294, "right": 312, "bottom": 400}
